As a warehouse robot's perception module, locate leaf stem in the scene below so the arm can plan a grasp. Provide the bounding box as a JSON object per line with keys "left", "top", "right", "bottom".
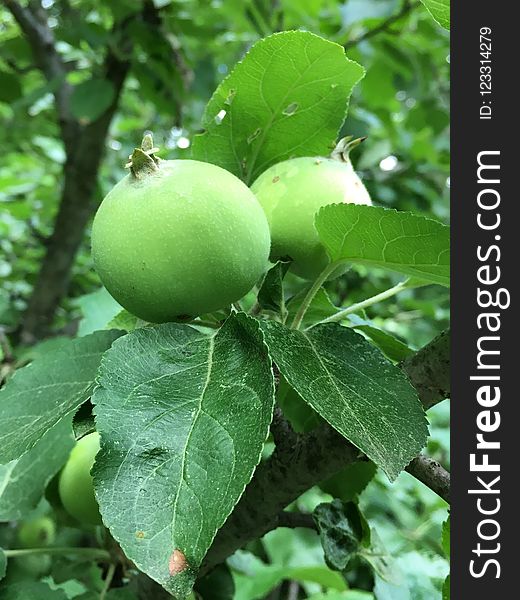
{"left": 290, "top": 262, "right": 339, "bottom": 330}
{"left": 3, "top": 547, "right": 112, "bottom": 561}
{"left": 309, "top": 279, "right": 409, "bottom": 329}
{"left": 99, "top": 562, "right": 117, "bottom": 600}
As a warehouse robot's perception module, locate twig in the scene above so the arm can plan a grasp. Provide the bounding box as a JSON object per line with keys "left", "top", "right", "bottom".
{"left": 3, "top": 0, "right": 79, "bottom": 153}
{"left": 99, "top": 562, "right": 117, "bottom": 600}
{"left": 406, "top": 454, "right": 450, "bottom": 503}
{"left": 3, "top": 547, "right": 111, "bottom": 561}
{"left": 344, "top": 0, "right": 420, "bottom": 49}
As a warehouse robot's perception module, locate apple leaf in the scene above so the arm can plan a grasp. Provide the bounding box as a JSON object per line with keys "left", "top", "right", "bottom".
{"left": 315, "top": 205, "right": 450, "bottom": 287}
{"left": 0, "top": 582, "right": 69, "bottom": 599}
{"left": 192, "top": 31, "right": 364, "bottom": 184}
{"left": 0, "top": 330, "right": 123, "bottom": 463}
{"left": 92, "top": 313, "right": 274, "bottom": 598}
{"left": 0, "top": 417, "right": 74, "bottom": 521}
{"left": 420, "top": 0, "right": 450, "bottom": 30}
{"left": 259, "top": 320, "right": 428, "bottom": 480}
{"left": 257, "top": 261, "right": 291, "bottom": 315}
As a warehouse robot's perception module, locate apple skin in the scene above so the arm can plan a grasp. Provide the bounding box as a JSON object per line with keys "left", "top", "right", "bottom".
{"left": 17, "top": 516, "right": 56, "bottom": 548}
{"left": 251, "top": 155, "right": 371, "bottom": 280}
{"left": 58, "top": 432, "right": 102, "bottom": 526}
{"left": 91, "top": 159, "right": 271, "bottom": 322}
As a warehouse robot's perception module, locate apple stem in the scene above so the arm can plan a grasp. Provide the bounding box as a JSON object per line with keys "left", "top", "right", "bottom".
{"left": 126, "top": 133, "right": 161, "bottom": 179}
{"left": 330, "top": 136, "right": 367, "bottom": 163}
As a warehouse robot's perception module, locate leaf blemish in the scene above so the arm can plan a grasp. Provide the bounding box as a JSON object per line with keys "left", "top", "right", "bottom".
{"left": 214, "top": 109, "right": 227, "bottom": 125}
{"left": 283, "top": 102, "right": 299, "bottom": 116}
{"left": 247, "top": 128, "right": 262, "bottom": 144}
{"left": 169, "top": 549, "right": 188, "bottom": 576}
{"left": 272, "top": 175, "right": 280, "bottom": 183}
{"left": 224, "top": 89, "right": 236, "bottom": 105}
{"left": 136, "top": 531, "right": 145, "bottom": 539}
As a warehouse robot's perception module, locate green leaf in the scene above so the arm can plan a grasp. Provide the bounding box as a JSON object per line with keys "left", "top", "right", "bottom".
{"left": 233, "top": 559, "right": 348, "bottom": 600}
{"left": 353, "top": 327, "right": 413, "bottom": 363}
{"left": 259, "top": 321, "right": 428, "bottom": 480}
{"left": 92, "top": 313, "right": 275, "bottom": 598}
{"left": 70, "top": 78, "right": 115, "bottom": 121}
{"left": 348, "top": 318, "right": 414, "bottom": 363}
{"left": 277, "top": 379, "right": 322, "bottom": 433}
{"left": 0, "top": 581, "right": 68, "bottom": 600}
{"left": 75, "top": 288, "right": 122, "bottom": 336}
{"left": 307, "top": 592, "right": 374, "bottom": 600}
{"left": 442, "top": 516, "right": 450, "bottom": 558}
{"left": 0, "top": 330, "right": 123, "bottom": 463}
{"left": 0, "top": 417, "right": 74, "bottom": 521}
{"left": 72, "top": 401, "right": 96, "bottom": 440}
{"left": 315, "top": 205, "right": 450, "bottom": 287}
{"left": 257, "top": 261, "right": 291, "bottom": 315}
{"left": 313, "top": 510, "right": 407, "bottom": 595}
{"left": 420, "top": 0, "right": 450, "bottom": 29}
{"left": 360, "top": 529, "right": 400, "bottom": 584}
{"left": 0, "top": 548, "right": 5, "bottom": 582}
{"left": 320, "top": 461, "right": 377, "bottom": 502}
{"left": 442, "top": 574, "right": 450, "bottom": 600}
{"left": 106, "top": 309, "right": 143, "bottom": 332}
{"left": 0, "top": 71, "right": 22, "bottom": 104}
{"left": 192, "top": 31, "right": 364, "bottom": 184}
{"left": 195, "top": 564, "right": 235, "bottom": 600}
{"left": 286, "top": 288, "right": 340, "bottom": 330}
{"left": 313, "top": 500, "right": 370, "bottom": 571}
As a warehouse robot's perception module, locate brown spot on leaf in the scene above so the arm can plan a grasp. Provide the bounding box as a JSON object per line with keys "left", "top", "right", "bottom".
{"left": 272, "top": 176, "right": 280, "bottom": 183}
{"left": 135, "top": 531, "right": 145, "bottom": 539}
{"left": 169, "top": 549, "right": 188, "bottom": 576}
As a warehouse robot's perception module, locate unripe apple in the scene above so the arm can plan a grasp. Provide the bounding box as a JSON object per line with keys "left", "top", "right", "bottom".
{"left": 92, "top": 135, "right": 271, "bottom": 322}
{"left": 251, "top": 137, "right": 371, "bottom": 280}
{"left": 58, "top": 432, "right": 102, "bottom": 526}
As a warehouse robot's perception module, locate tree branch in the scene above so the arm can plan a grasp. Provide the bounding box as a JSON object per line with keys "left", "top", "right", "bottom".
{"left": 344, "top": 0, "right": 420, "bottom": 49}
{"left": 202, "top": 329, "right": 451, "bottom": 573}
{"left": 3, "top": 0, "right": 79, "bottom": 153}
{"left": 277, "top": 511, "right": 317, "bottom": 531}
{"left": 406, "top": 454, "right": 450, "bottom": 503}
{"left": 401, "top": 329, "right": 450, "bottom": 410}
{"left": 270, "top": 405, "right": 298, "bottom": 451}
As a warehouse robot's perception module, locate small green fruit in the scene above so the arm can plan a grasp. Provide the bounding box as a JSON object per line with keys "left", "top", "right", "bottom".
{"left": 58, "top": 432, "right": 102, "bottom": 526}
{"left": 17, "top": 516, "right": 56, "bottom": 548}
{"left": 91, "top": 135, "right": 271, "bottom": 322}
{"left": 251, "top": 137, "right": 371, "bottom": 280}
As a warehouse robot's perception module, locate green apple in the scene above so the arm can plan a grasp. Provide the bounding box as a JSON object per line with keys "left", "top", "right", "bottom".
{"left": 91, "top": 135, "right": 270, "bottom": 322}
{"left": 251, "top": 137, "right": 371, "bottom": 280}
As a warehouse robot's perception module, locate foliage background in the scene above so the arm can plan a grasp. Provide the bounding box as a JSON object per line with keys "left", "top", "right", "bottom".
{"left": 0, "top": 0, "right": 449, "bottom": 598}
